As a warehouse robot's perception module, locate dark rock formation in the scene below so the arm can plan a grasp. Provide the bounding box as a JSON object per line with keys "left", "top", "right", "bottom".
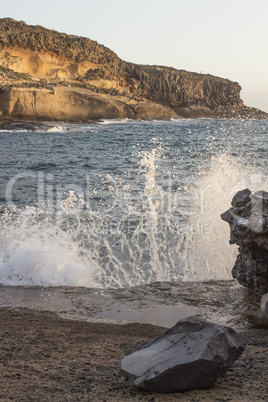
{"left": 221, "top": 189, "right": 268, "bottom": 295}
{"left": 0, "top": 18, "right": 267, "bottom": 121}
{"left": 121, "top": 316, "right": 244, "bottom": 393}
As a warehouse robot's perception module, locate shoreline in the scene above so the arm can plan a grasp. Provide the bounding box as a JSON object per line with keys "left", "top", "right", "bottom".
{"left": 0, "top": 281, "right": 267, "bottom": 399}
{"left": 0, "top": 281, "right": 267, "bottom": 330}
{"left": 0, "top": 306, "right": 267, "bottom": 401}
{"left": 1, "top": 19, "right": 268, "bottom": 128}
{"left": 1, "top": 114, "right": 268, "bottom": 133}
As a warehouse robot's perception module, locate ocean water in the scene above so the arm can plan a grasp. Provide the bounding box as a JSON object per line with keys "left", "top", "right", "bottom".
{"left": 0, "top": 118, "right": 267, "bottom": 290}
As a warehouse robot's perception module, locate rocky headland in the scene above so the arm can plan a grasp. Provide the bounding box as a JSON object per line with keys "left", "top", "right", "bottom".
{"left": 0, "top": 18, "right": 267, "bottom": 122}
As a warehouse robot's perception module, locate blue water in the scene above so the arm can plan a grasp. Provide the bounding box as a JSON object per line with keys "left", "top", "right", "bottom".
{"left": 0, "top": 118, "right": 267, "bottom": 288}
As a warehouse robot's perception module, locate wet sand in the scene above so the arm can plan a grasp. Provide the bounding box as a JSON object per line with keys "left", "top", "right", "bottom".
{"left": 0, "top": 281, "right": 266, "bottom": 330}
{"left": 0, "top": 307, "right": 267, "bottom": 401}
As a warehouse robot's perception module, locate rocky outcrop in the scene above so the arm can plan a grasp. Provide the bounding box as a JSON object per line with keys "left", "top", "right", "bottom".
{"left": 121, "top": 316, "right": 244, "bottom": 393}
{"left": 0, "top": 86, "right": 177, "bottom": 121}
{"left": 0, "top": 18, "right": 267, "bottom": 121}
{"left": 123, "top": 64, "right": 241, "bottom": 109}
{"left": 221, "top": 189, "right": 268, "bottom": 295}
{"left": 0, "top": 18, "right": 122, "bottom": 76}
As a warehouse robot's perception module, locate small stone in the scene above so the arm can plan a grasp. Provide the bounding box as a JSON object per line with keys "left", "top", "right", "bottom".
{"left": 231, "top": 189, "right": 251, "bottom": 207}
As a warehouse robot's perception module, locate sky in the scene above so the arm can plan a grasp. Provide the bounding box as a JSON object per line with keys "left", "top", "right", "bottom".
{"left": 2, "top": 0, "right": 268, "bottom": 112}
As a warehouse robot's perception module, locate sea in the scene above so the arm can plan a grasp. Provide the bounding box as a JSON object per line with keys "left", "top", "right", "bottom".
{"left": 0, "top": 118, "right": 267, "bottom": 328}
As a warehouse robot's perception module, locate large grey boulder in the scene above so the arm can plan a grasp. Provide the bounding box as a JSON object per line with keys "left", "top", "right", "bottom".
{"left": 121, "top": 316, "right": 244, "bottom": 393}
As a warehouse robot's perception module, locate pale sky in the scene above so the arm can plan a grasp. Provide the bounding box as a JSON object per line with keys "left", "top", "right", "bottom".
{"left": 2, "top": 0, "right": 268, "bottom": 112}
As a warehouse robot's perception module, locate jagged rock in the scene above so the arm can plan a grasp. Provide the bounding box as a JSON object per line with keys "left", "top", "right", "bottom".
{"left": 231, "top": 189, "right": 252, "bottom": 207}
{"left": 221, "top": 208, "right": 235, "bottom": 223}
{"left": 221, "top": 189, "right": 268, "bottom": 294}
{"left": 121, "top": 316, "right": 244, "bottom": 393}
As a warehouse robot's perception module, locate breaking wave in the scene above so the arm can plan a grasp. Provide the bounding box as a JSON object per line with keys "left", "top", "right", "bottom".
{"left": 1, "top": 149, "right": 263, "bottom": 288}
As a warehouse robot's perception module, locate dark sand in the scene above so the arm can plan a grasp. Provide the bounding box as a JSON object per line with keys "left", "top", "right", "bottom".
{"left": 0, "top": 307, "right": 267, "bottom": 401}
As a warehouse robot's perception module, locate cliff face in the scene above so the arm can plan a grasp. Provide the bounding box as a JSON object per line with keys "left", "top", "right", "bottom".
{"left": 0, "top": 86, "right": 177, "bottom": 121}
{"left": 0, "top": 18, "right": 122, "bottom": 74}
{"left": 0, "top": 18, "right": 267, "bottom": 121}
{"left": 123, "top": 64, "right": 241, "bottom": 109}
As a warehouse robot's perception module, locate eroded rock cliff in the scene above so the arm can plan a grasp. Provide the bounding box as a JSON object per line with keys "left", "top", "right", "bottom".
{"left": 0, "top": 18, "right": 267, "bottom": 121}
{"left": 0, "top": 86, "right": 177, "bottom": 121}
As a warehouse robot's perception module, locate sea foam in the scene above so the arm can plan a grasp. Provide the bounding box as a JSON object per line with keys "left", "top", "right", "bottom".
{"left": 1, "top": 147, "right": 263, "bottom": 288}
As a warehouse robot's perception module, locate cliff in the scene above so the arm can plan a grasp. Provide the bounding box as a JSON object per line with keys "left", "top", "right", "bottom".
{"left": 0, "top": 18, "right": 267, "bottom": 122}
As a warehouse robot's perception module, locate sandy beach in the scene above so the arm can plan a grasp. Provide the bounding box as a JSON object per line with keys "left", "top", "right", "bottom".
{"left": 0, "top": 307, "right": 267, "bottom": 401}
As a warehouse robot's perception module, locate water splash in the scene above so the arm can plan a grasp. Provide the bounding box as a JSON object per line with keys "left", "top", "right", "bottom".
{"left": 99, "top": 119, "right": 131, "bottom": 125}
{"left": 47, "top": 126, "right": 65, "bottom": 133}
{"left": 0, "top": 204, "right": 100, "bottom": 287}
{"left": 0, "top": 145, "right": 266, "bottom": 288}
